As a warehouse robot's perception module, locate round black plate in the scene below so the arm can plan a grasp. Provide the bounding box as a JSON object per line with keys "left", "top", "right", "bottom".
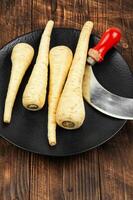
{"left": 0, "top": 28, "right": 133, "bottom": 156}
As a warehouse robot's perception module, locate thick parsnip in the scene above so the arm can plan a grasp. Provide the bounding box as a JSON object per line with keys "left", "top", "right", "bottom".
{"left": 4, "top": 43, "right": 34, "bottom": 123}
{"left": 56, "top": 21, "right": 93, "bottom": 129}
{"left": 82, "top": 64, "right": 92, "bottom": 101}
{"left": 48, "top": 46, "right": 73, "bottom": 146}
{"left": 22, "top": 20, "right": 54, "bottom": 111}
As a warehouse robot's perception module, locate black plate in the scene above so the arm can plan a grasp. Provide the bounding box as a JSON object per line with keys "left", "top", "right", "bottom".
{"left": 0, "top": 28, "right": 133, "bottom": 156}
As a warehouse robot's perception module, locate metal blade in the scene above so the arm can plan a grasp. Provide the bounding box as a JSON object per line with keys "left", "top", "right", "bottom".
{"left": 83, "top": 64, "right": 133, "bottom": 120}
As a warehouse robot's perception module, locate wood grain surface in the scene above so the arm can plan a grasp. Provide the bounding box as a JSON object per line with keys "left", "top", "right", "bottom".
{"left": 0, "top": 0, "right": 133, "bottom": 199}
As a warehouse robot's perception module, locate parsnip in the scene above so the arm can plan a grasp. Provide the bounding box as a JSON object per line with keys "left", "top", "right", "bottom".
{"left": 4, "top": 43, "right": 34, "bottom": 123}
{"left": 22, "top": 20, "right": 54, "bottom": 111}
{"left": 56, "top": 21, "right": 93, "bottom": 129}
{"left": 82, "top": 64, "right": 92, "bottom": 101}
{"left": 48, "top": 46, "right": 73, "bottom": 146}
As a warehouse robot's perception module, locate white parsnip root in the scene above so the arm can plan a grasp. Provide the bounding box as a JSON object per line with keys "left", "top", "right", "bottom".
{"left": 48, "top": 46, "right": 73, "bottom": 146}
{"left": 22, "top": 20, "right": 54, "bottom": 111}
{"left": 82, "top": 64, "right": 92, "bottom": 101}
{"left": 56, "top": 21, "right": 93, "bottom": 129}
{"left": 4, "top": 43, "right": 34, "bottom": 123}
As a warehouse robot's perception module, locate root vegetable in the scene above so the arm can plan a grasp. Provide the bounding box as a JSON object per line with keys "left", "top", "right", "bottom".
{"left": 56, "top": 21, "right": 93, "bottom": 129}
{"left": 82, "top": 64, "right": 91, "bottom": 101}
{"left": 22, "top": 20, "right": 54, "bottom": 111}
{"left": 4, "top": 43, "right": 34, "bottom": 123}
{"left": 48, "top": 46, "right": 73, "bottom": 146}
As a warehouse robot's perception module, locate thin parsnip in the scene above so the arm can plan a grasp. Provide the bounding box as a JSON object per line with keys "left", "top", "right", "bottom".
{"left": 48, "top": 46, "right": 73, "bottom": 146}
{"left": 4, "top": 43, "right": 34, "bottom": 123}
{"left": 56, "top": 21, "right": 93, "bottom": 129}
{"left": 22, "top": 20, "right": 54, "bottom": 111}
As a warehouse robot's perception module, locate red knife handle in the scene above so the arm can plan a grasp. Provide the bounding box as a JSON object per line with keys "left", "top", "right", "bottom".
{"left": 87, "top": 27, "right": 121, "bottom": 65}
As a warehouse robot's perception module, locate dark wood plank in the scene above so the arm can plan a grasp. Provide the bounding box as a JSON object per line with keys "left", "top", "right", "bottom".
{"left": 29, "top": 154, "right": 49, "bottom": 200}
{"left": 49, "top": 158, "right": 64, "bottom": 200}
{"left": 31, "top": 0, "right": 52, "bottom": 30}
{"left": 98, "top": 125, "right": 133, "bottom": 200}
{"left": 0, "top": 140, "right": 30, "bottom": 200}
{"left": 0, "top": 0, "right": 32, "bottom": 199}
{"left": 63, "top": 152, "right": 100, "bottom": 200}
{"left": 97, "top": 0, "right": 133, "bottom": 199}
{"left": 29, "top": 1, "right": 64, "bottom": 199}
{"left": 0, "top": 0, "right": 32, "bottom": 46}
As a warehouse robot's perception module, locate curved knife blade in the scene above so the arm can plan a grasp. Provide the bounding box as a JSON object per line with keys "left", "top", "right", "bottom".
{"left": 83, "top": 64, "right": 133, "bottom": 120}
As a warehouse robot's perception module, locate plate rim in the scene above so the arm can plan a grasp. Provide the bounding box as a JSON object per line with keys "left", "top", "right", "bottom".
{"left": 0, "top": 120, "right": 126, "bottom": 157}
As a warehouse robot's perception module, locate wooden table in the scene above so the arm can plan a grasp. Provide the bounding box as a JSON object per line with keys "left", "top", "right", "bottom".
{"left": 0, "top": 0, "right": 133, "bottom": 199}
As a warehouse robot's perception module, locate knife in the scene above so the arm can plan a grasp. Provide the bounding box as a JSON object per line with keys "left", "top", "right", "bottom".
{"left": 83, "top": 27, "right": 133, "bottom": 120}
